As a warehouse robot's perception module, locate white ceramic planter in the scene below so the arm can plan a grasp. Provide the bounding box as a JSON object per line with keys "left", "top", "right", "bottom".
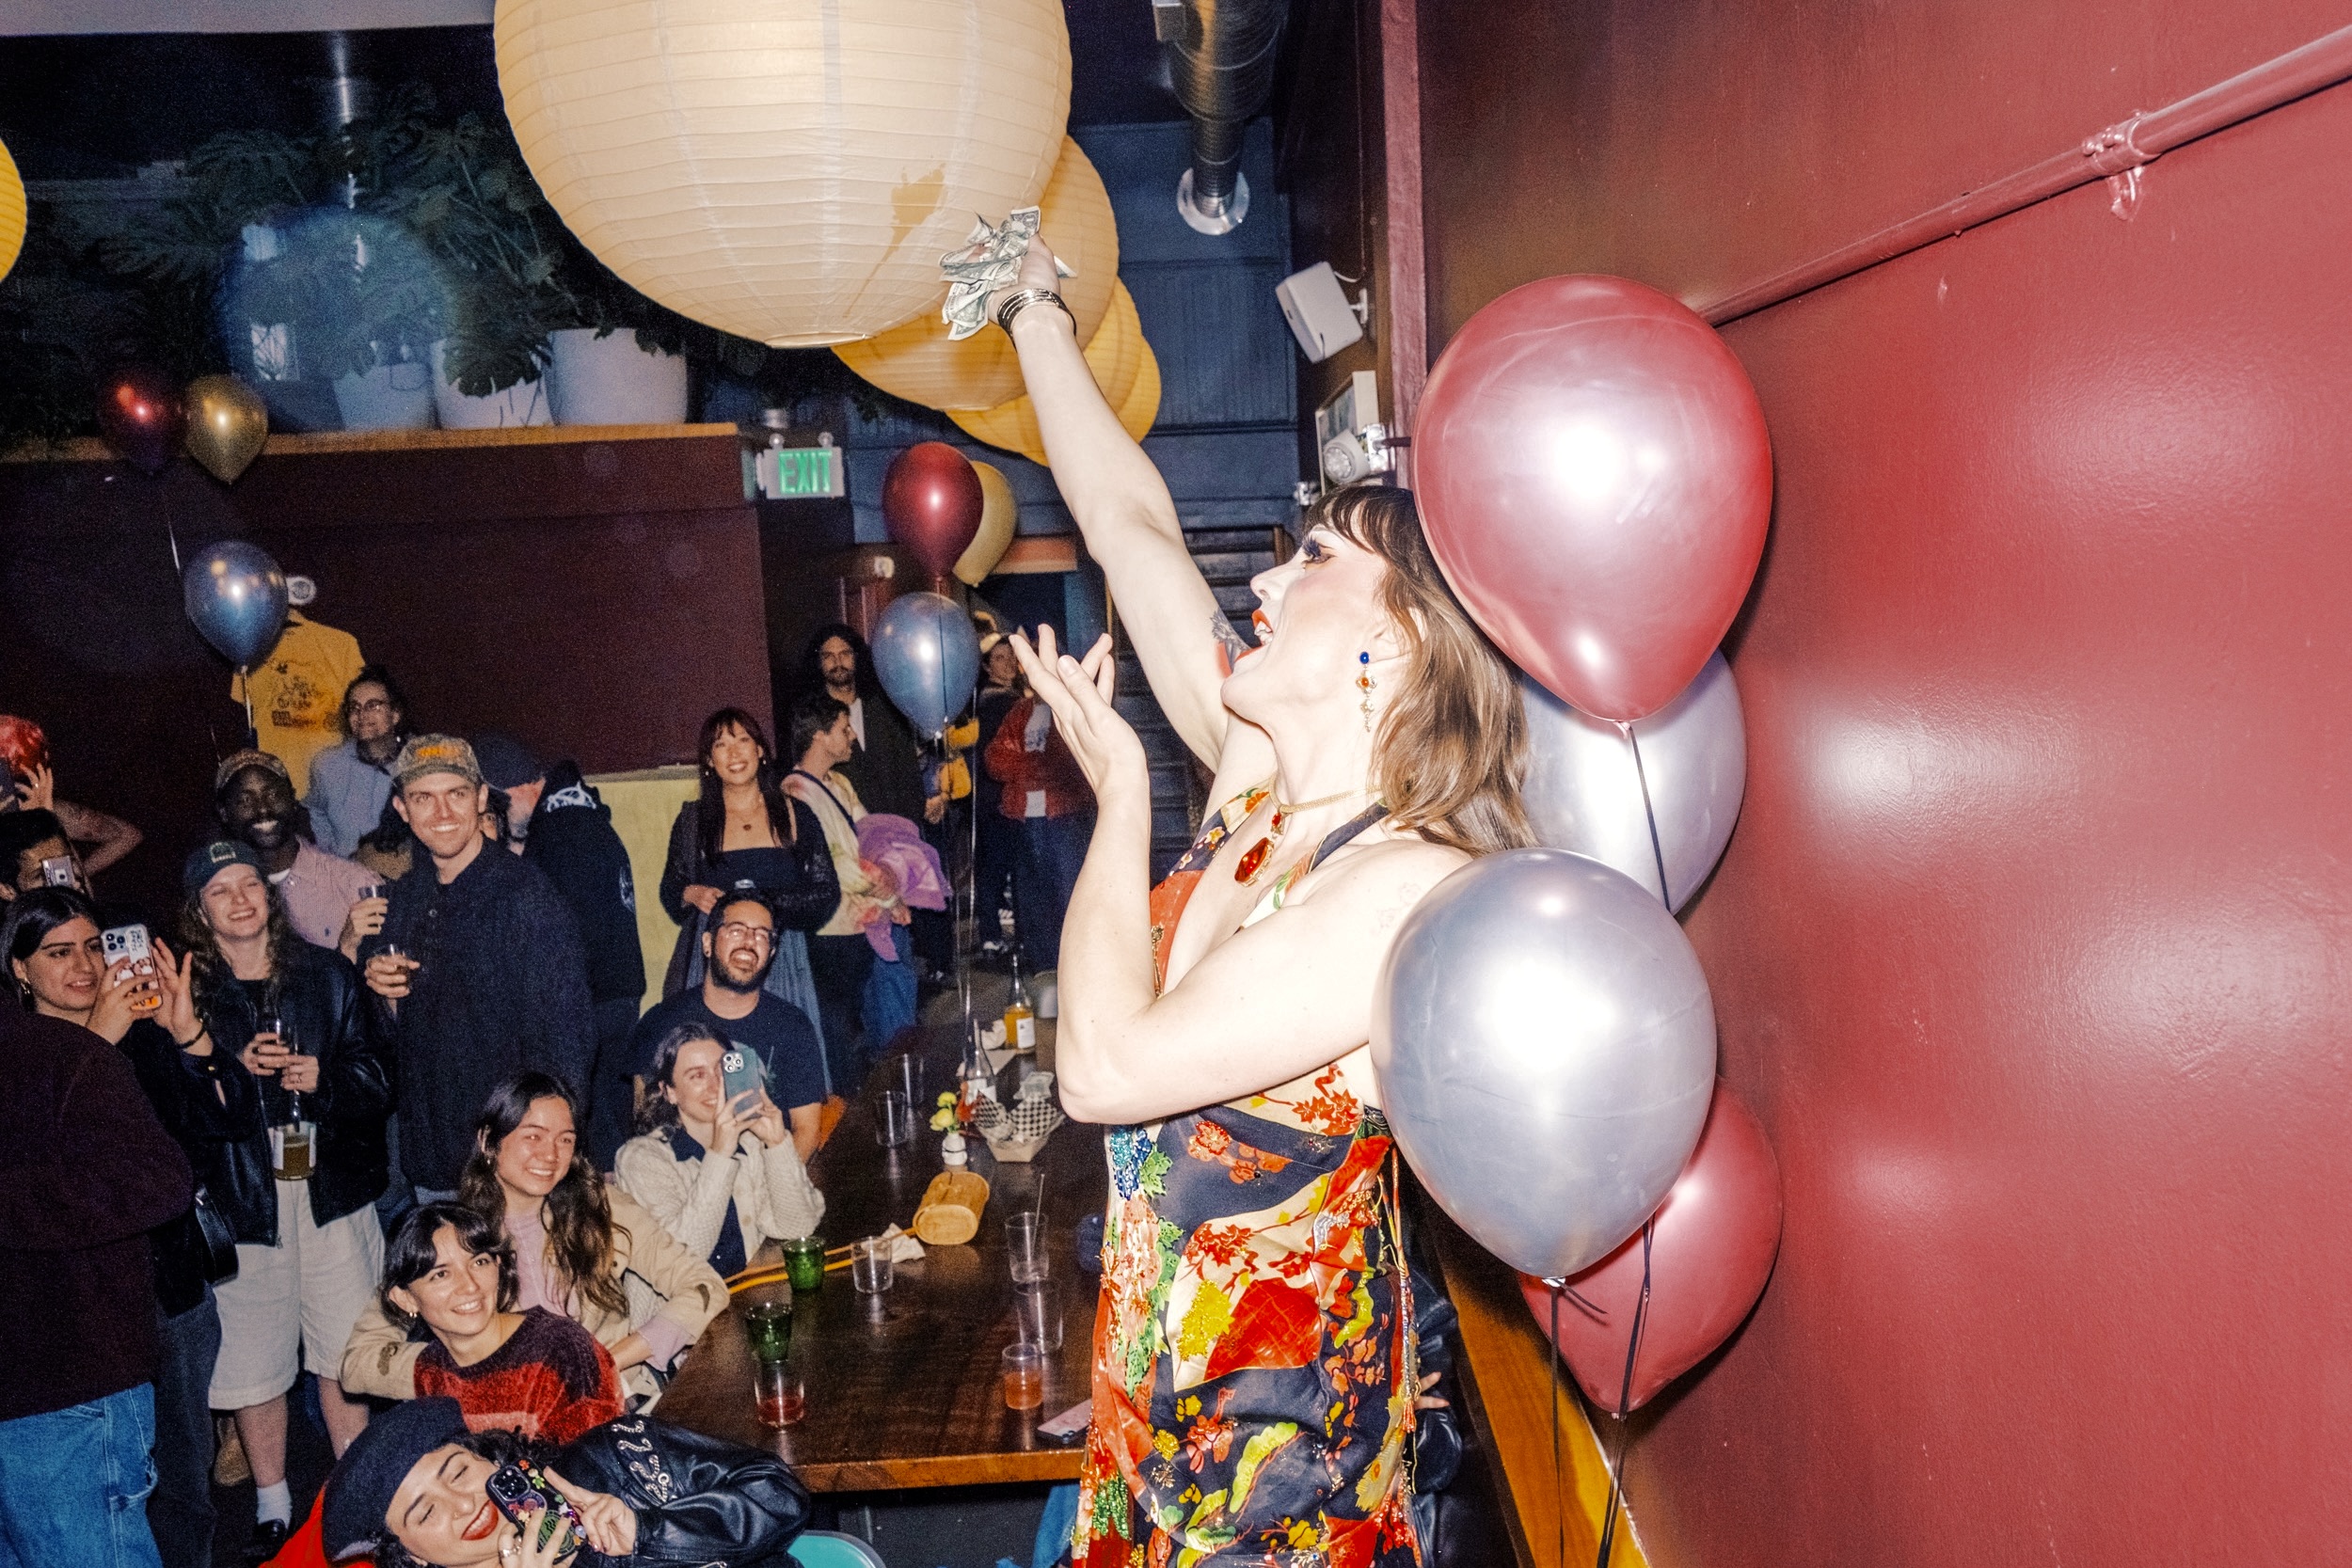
{"left": 429, "top": 341, "right": 553, "bottom": 429}
{"left": 331, "top": 347, "right": 436, "bottom": 431}
{"left": 548, "top": 327, "right": 690, "bottom": 424}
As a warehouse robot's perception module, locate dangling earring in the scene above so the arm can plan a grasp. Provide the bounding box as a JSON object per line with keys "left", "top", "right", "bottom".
{"left": 1357, "top": 651, "right": 1376, "bottom": 732}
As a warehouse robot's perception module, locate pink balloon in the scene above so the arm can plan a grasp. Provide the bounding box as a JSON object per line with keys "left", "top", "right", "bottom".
{"left": 1414, "top": 276, "right": 1772, "bottom": 721}
{"left": 1520, "top": 1082, "right": 1783, "bottom": 1413}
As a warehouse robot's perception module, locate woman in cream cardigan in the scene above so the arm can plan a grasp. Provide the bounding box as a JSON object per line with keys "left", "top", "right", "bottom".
{"left": 342, "top": 1073, "right": 724, "bottom": 1407}
{"left": 612, "top": 1022, "right": 824, "bottom": 1276}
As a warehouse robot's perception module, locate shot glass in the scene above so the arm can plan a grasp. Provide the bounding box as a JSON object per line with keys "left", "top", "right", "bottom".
{"left": 1006, "top": 1211, "right": 1047, "bottom": 1285}
{"left": 851, "top": 1236, "right": 897, "bottom": 1296}
{"left": 742, "top": 1295, "right": 792, "bottom": 1365}
{"left": 877, "top": 1088, "right": 915, "bottom": 1148}
{"left": 1001, "top": 1342, "right": 1045, "bottom": 1411}
{"left": 755, "top": 1356, "right": 805, "bottom": 1428}
{"left": 782, "top": 1236, "right": 827, "bottom": 1293}
{"left": 1013, "top": 1280, "right": 1063, "bottom": 1352}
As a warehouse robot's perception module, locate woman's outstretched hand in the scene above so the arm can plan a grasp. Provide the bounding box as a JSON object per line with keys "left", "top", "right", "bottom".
{"left": 984, "top": 233, "right": 1065, "bottom": 331}
{"left": 1008, "top": 627, "right": 1148, "bottom": 805}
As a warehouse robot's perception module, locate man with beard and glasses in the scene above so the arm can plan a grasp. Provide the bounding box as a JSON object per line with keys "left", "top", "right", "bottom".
{"left": 628, "top": 894, "right": 824, "bottom": 1162}
{"left": 215, "top": 750, "right": 376, "bottom": 960}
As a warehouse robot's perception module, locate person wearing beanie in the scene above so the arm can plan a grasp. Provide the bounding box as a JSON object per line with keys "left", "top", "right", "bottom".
{"left": 313, "top": 1396, "right": 810, "bottom": 1566}
{"left": 358, "top": 736, "right": 595, "bottom": 1200}
{"left": 473, "top": 734, "right": 646, "bottom": 1170}
{"left": 178, "top": 840, "right": 390, "bottom": 1563}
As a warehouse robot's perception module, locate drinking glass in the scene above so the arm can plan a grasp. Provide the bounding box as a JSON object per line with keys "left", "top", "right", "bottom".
{"left": 743, "top": 1296, "right": 792, "bottom": 1365}
{"left": 877, "top": 1088, "right": 915, "bottom": 1148}
{"left": 782, "top": 1236, "right": 827, "bottom": 1293}
{"left": 265, "top": 1014, "right": 314, "bottom": 1181}
{"left": 850, "top": 1236, "right": 896, "bottom": 1295}
{"left": 754, "top": 1356, "right": 805, "bottom": 1427}
{"left": 1006, "top": 1211, "right": 1047, "bottom": 1285}
{"left": 1013, "top": 1280, "right": 1062, "bottom": 1352}
{"left": 891, "top": 1051, "right": 925, "bottom": 1106}
{"left": 1001, "top": 1343, "right": 1045, "bottom": 1411}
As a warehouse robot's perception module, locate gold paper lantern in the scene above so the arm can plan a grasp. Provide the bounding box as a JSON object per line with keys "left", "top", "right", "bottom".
{"left": 835, "top": 136, "right": 1118, "bottom": 410}
{"left": 949, "top": 281, "right": 1156, "bottom": 466}
{"left": 0, "top": 135, "right": 24, "bottom": 285}
{"left": 497, "top": 0, "right": 1072, "bottom": 347}
{"left": 953, "top": 460, "right": 1019, "bottom": 583}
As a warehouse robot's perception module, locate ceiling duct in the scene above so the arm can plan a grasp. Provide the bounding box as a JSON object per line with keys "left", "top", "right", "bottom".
{"left": 1154, "top": 0, "right": 1287, "bottom": 235}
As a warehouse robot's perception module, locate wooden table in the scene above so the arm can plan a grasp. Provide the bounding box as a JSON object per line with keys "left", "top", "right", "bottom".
{"left": 657, "top": 1018, "right": 1105, "bottom": 1491}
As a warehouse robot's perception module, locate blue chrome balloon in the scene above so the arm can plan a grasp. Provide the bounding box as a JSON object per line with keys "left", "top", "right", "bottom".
{"left": 1520, "top": 651, "right": 1746, "bottom": 912}
{"left": 182, "top": 540, "right": 288, "bottom": 671}
{"left": 871, "top": 590, "right": 980, "bottom": 739}
{"left": 1373, "top": 847, "right": 1717, "bottom": 1278}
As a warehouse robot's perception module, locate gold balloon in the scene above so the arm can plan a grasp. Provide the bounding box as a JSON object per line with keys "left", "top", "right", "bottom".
{"left": 948, "top": 281, "right": 1156, "bottom": 467}
{"left": 953, "top": 461, "right": 1019, "bottom": 584}
{"left": 0, "top": 135, "right": 24, "bottom": 285}
{"left": 183, "top": 375, "right": 270, "bottom": 484}
{"left": 835, "top": 136, "right": 1119, "bottom": 411}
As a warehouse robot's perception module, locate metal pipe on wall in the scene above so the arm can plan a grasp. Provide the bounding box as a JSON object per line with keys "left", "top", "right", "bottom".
{"left": 1156, "top": 0, "right": 1290, "bottom": 234}
{"left": 1696, "top": 21, "right": 2352, "bottom": 325}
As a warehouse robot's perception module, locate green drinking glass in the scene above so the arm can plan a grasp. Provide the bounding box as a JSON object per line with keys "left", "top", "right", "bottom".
{"left": 782, "top": 1236, "right": 827, "bottom": 1293}
{"left": 743, "top": 1296, "right": 792, "bottom": 1365}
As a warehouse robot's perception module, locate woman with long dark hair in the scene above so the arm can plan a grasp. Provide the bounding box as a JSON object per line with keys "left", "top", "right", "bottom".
{"left": 656, "top": 708, "right": 836, "bottom": 1053}
{"left": 178, "top": 840, "right": 390, "bottom": 1560}
{"left": 987, "top": 241, "right": 1527, "bottom": 1564}
{"left": 343, "top": 1072, "right": 726, "bottom": 1410}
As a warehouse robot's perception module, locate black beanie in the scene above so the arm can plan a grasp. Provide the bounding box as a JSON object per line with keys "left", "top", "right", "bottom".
{"left": 320, "top": 1396, "right": 470, "bottom": 1560}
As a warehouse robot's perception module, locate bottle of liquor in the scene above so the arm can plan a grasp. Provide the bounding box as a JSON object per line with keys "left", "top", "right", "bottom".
{"left": 1003, "top": 946, "right": 1036, "bottom": 1053}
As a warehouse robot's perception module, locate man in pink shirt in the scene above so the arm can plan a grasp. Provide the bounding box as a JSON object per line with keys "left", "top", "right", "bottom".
{"left": 215, "top": 752, "right": 378, "bottom": 958}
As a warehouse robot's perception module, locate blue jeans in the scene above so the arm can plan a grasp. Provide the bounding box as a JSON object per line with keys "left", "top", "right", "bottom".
{"left": 151, "top": 1295, "right": 220, "bottom": 1568}
{"left": 0, "top": 1384, "right": 165, "bottom": 1568}
{"left": 1015, "top": 812, "right": 1093, "bottom": 971}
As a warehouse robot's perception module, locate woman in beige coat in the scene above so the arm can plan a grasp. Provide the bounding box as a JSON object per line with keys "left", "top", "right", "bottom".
{"left": 342, "top": 1072, "right": 723, "bottom": 1406}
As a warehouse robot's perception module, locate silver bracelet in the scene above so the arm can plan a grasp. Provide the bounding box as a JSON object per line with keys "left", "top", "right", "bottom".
{"left": 995, "top": 287, "right": 1073, "bottom": 335}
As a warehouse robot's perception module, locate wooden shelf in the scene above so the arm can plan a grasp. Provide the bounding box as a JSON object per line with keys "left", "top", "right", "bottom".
{"left": 3, "top": 422, "right": 740, "bottom": 465}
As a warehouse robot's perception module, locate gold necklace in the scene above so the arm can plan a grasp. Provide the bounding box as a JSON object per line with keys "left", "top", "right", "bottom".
{"left": 1232, "top": 786, "right": 1366, "bottom": 885}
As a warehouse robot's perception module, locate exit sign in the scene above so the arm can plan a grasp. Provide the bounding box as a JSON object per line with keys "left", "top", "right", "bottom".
{"left": 755, "top": 443, "right": 845, "bottom": 499}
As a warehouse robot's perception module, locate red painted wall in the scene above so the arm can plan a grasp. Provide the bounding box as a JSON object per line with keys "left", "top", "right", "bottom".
{"left": 1414, "top": 3, "right": 2352, "bottom": 1562}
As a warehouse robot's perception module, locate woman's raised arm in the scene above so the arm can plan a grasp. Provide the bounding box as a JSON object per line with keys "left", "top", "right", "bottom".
{"left": 999, "top": 240, "right": 1243, "bottom": 768}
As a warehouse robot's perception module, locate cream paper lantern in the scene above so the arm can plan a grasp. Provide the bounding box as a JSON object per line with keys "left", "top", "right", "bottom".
{"left": 497, "top": 0, "right": 1072, "bottom": 347}
{"left": 835, "top": 136, "right": 1118, "bottom": 410}
{"left": 949, "top": 281, "right": 1156, "bottom": 466}
{"left": 952, "top": 460, "right": 1018, "bottom": 583}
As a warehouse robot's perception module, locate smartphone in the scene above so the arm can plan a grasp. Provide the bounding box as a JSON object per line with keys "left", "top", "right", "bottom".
{"left": 721, "top": 1047, "right": 766, "bottom": 1109}
{"left": 40, "top": 855, "right": 80, "bottom": 890}
{"left": 102, "top": 925, "right": 163, "bottom": 1013}
{"left": 486, "top": 1462, "right": 584, "bottom": 1559}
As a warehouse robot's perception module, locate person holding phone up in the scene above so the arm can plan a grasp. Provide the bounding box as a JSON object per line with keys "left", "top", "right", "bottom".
{"left": 612, "top": 1022, "right": 824, "bottom": 1279}
{"left": 180, "top": 840, "right": 392, "bottom": 1563}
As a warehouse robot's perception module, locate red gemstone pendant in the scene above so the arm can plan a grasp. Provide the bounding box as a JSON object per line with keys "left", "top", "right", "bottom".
{"left": 1233, "top": 836, "right": 1273, "bottom": 883}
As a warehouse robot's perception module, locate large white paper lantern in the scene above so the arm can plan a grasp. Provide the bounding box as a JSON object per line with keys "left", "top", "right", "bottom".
{"left": 497, "top": 0, "right": 1073, "bottom": 347}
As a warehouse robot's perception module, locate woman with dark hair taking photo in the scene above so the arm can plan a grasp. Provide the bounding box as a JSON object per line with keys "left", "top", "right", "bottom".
{"left": 656, "top": 708, "right": 835, "bottom": 1052}
{"left": 985, "top": 239, "right": 1520, "bottom": 1564}
{"left": 315, "top": 1395, "right": 808, "bottom": 1567}
{"left": 177, "top": 839, "right": 391, "bottom": 1560}
{"left": 344, "top": 1073, "right": 726, "bottom": 1410}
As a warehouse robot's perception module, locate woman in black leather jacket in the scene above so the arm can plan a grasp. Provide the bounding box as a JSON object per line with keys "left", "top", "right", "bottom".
{"left": 657, "top": 709, "right": 836, "bottom": 1038}
{"left": 179, "top": 839, "right": 392, "bottom": 1559}
{"left": 321, "top": 1397, "right": 809, "bottom": 1567}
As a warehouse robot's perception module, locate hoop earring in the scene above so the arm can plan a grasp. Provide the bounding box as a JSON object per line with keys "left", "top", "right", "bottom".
{"left": 1357, "top": 651, "right": 1376, "bottom": 733}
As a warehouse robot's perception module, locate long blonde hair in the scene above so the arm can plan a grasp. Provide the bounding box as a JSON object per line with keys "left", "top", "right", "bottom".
{"left": 1314, "top": 486, "right": 1534, "bottom": 855}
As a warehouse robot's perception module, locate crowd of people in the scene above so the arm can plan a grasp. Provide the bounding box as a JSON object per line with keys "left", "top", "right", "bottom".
{"left": 0, "top": 612, "right": 1094, "bottom": 1568}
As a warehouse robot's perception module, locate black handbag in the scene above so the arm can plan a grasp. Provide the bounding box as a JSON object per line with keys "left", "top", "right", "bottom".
{"left": 152, "top": 1183, "right": 240, "bottom": 1318}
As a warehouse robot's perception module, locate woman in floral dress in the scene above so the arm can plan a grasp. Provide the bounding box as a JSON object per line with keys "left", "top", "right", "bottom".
{"left": 990, "top": 238, "right": 1534, "bottom": 1567}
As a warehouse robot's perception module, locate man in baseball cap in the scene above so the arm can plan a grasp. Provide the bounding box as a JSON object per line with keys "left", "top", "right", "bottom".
{"left": 360, "top": 734, "right": 593, "bottom": 1203}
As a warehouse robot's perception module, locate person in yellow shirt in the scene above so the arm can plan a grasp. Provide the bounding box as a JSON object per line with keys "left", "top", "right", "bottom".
{"left": 230, "top": 611, "right": 364, "bottom": 787}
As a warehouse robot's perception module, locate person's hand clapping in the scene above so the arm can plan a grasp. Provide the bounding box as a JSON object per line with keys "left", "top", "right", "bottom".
{"left": 541, "top": 1469, "right": 637, "bottom": 1560}
{"left": 1006, "top": 626, "right": 1148, "bottom": 804}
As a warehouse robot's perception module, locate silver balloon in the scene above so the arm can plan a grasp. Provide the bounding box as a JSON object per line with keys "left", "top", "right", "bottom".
{"left": 1373, "top": 848, "right": 1717, "bottom": 1278}
{"left": 1521, "top": 651, "right": 1745, "bottom": 912}
{"left": 182, "top": 540, "right": 288, "bottom": 671}
{"left": 871, "top": 590, "right": 979, "bottom": 739}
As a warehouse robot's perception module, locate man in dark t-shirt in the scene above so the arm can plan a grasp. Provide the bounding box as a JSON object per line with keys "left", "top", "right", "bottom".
{"left": 629, "top": 894, "right": 826, "bottom": 1160}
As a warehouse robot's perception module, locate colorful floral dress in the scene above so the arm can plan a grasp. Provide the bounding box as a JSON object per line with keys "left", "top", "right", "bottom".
{"left": 1075, "top": 791, "right": 1420, "bottom": 1568}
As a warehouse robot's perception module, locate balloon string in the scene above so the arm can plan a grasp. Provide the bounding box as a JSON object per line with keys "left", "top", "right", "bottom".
{"left": 1549, "top": 1281, "right": 1565, "bottom": 1568}
{"left": 1594, "top": 1219, "right": 1655, "bottom": 1568}
{"left": 1620, "top": 722, "right": 1673, "bottom": 912}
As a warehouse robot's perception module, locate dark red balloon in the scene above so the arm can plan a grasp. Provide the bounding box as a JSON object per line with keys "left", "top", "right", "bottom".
{"left": 1520, "top": 1082, "right": 1783, "bottom": 1413}
{"left": 95, "top": 366, "right": 188, "bottom": 476}
{"left": 882, "top": 441, "right": 985, "bottom": 578}
{"left": 1414, "top": 275, "right": 1772, "bottom": 722}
